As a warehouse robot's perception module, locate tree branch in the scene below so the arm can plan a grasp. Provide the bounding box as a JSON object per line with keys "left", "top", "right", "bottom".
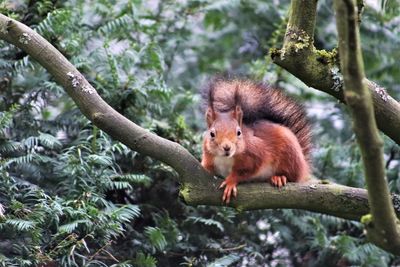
{"left": 1, "top": 14, "right": 400, "bottom": 244}
{"left": 270, "top": 0, "right": 400, "bottom": 146}
{"left": 183, "top": 180, "right": 376, "bottom": 221}
{"left": 0, "top": 13, "right": 208, "bottom": 186}
{"left": 334, "top": 0, "right": 400, "bottom": 254}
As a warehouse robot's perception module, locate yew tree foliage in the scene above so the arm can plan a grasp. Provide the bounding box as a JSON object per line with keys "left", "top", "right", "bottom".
{"left": 0, "top": 0, "right": 399, "bottom": 266}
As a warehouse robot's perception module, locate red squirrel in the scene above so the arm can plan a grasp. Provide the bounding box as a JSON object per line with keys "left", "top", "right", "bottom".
{"left": 201, "top": 78, "right": 312, "bottom": 203}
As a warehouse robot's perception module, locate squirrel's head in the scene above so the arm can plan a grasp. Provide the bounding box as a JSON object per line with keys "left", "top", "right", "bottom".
{"left": 204, "top": 105, "right": 245, "bottom": 157}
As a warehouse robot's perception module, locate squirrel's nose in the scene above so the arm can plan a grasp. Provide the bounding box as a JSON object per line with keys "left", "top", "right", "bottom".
{"left": 223, "top": 145, "right": 231, "bottom": 152}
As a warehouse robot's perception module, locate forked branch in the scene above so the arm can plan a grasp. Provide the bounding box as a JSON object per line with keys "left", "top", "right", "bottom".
{"left": 271, "top": 0, "right": 400, "bottom": 145}
{"left": 0, "top": 14, "right": 399, "bottom": 250}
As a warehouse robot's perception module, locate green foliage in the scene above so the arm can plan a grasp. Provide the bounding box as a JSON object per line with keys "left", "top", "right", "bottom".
{"left": 186, "top": 216, "right": 225, "bottom": 232}
{"left": 0, "top": 0, "right": 400, "bottom": 266}
{"left": 145, "top": 226, "right": 168, "bottom": 251}
{"left": 132, "top": 252, "right": 157, "bottom": 267}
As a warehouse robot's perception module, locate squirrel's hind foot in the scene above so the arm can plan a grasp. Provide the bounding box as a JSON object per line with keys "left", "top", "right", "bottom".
{"left": 270, "top": 175, "right": 287, "bottom": 188}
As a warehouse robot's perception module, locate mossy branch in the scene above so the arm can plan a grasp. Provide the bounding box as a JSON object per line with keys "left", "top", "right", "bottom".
{"left": 271, "top": 0, "right": 400, "bottom": 146}
{"left": 182, "top": 180, "right": 370, "bottom": 221}
{"left": 334, "top": 0, "right": 400, "bottom": 254}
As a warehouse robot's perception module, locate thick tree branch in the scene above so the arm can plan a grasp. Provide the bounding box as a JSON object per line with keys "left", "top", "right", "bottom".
{"left": 271, "top": 0, "right": 400, "bottom": 146}
{"left": 334, "top": 0, "right": 400, "bottom": 254}
{"left": 284, "top": 0, "right": 316, "bottom": 45}
{"left": 183, "top": 181, "right": 371, "bottom": 221}
{"left": 1, "top": 14, "right": 400, "bottom": 239}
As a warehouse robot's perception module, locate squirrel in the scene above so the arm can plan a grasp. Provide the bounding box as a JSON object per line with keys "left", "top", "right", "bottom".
{"left": 201, "top": 78, "right": 312, "bottom": 203}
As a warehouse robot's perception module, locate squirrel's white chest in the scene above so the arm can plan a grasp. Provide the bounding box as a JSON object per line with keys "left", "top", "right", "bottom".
{"left": 214, "top": 156, "right": 234, "bottom": 177}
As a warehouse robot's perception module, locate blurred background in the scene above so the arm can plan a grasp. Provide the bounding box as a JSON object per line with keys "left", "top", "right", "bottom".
{"left": 0, "top": 0, "right": 399, "bottom": 266}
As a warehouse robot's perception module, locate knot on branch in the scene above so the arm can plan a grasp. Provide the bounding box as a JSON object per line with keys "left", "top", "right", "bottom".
{"left": 18, "top": 32, "right": 32, "bottom": 44}
{"left": 0, "top": 21, "right": 9, "bottom": 34}
{"left": 330, "top": 66, "right": 343, "bottom": 92}
{"left": 179, "top": 184, "right": 191, "bottom": 205}
{"left": 269, "top": 47, "right": 283, "bottom": 61}
{"left": 91, "top": 112, "right": 106, "bottom": 123}
{"left": 361, "top": 213, "right": 373, "bottom": 226}
{"left": 284, "top": 27, "right": 312, "bottom": 53}
{"left": 368, "top": 80, "right": 389, "bottom": 102}
{"left": 0, "top": 19, "right": 14, "bottom": 35}
{"left": 316, "top": 49, "right": 338, "bottom": 65}
{"left": 66, "top": 72, "right": 96, "bottom": 94}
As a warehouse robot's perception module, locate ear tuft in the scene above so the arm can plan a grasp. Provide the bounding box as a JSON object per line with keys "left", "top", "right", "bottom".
{"left": 234, "top": 105, "right": 243, "bottom": 126}
{"left": 206, "top": 107, "right": 215, "bottom": 128}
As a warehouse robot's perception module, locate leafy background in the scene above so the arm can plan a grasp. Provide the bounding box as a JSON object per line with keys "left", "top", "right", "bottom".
{"left": 0, "top": 0, "right": 399, "bottom": 266}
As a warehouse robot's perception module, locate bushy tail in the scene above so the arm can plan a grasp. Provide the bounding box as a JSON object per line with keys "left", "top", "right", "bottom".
{"left": 202, "top": 77, "right": 312, "bottom": 161}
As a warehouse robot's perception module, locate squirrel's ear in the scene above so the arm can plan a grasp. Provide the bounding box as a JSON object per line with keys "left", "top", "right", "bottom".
{"left": 234, "top": 105, "right": 243, "bottom": 126}
{"left": 206, "top": 107, "right": 215, "bottom": 128}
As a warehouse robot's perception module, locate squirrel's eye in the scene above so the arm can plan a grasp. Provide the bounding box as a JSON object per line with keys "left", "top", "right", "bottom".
{"left": 237, "top": 129, "right": 242, "bottom": 136}
{"left": 210, "top": 131, "right": 215, "bottom": 138}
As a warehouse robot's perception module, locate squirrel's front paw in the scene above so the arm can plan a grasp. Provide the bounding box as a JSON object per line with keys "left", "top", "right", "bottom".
{"left": 219, "top": 180, "right": 237, "bottom": 204}
{"left": 270, "top": 175, "right": 287, "bottom": 188}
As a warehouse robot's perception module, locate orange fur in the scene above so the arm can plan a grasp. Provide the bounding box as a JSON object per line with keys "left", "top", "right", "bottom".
{"left": 201, "top": 79, "right": 312, "bottom": 203}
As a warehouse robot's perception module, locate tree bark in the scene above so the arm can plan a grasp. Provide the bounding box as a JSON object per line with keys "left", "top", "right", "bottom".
{"left": 183, "top": 180, "right": 376, "bottom": 221}
{"left": 334, "top": 0, "right": 400, "bottom": 255}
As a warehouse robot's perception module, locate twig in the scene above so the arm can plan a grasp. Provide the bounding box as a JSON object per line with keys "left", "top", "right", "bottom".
{"left": 88, "top": 240, "right": 116, "bottom": 261}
